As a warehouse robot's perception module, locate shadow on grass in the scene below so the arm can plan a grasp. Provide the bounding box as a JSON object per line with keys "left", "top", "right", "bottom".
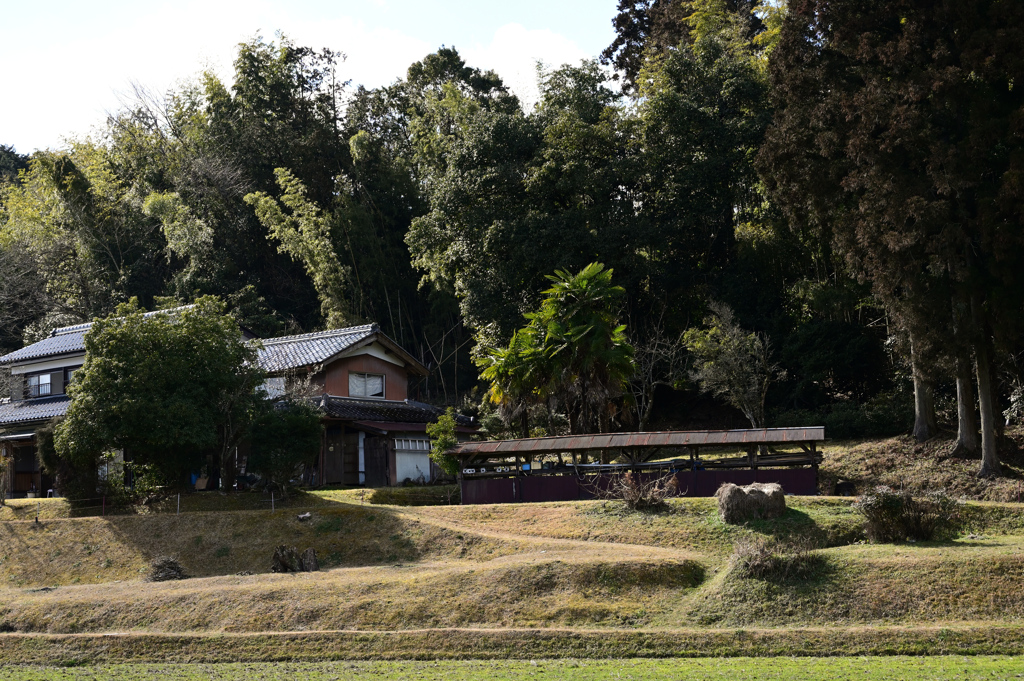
{"left": 96, "top": 499, "right": 463, "bottom": 578}
{"left": 744, "top": 507, "right": 864, "bottom": 548}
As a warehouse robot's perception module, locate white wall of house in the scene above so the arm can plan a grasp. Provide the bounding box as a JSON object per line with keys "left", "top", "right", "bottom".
{"left": 10, "top": 356, "right": 84, "bottom": 375}
{"left": 339, "top": 341, "right": 405, "bottom": 367}
{"left": 393, "top": 436, "right": 431, "bottom": 484}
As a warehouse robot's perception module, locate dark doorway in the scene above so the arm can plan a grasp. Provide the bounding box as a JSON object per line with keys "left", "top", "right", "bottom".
{"left": 364, "top": 436, "right": 390, "bottom": 487}
{"left": 324, "top": 425, "right": 345, "bottom": 485}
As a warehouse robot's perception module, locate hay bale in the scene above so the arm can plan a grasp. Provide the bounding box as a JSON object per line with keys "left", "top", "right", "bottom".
{"left": 147, "top": 556, "right": 187, "bottom": 582}
{"left": 715, "top": 482, "right": 787, "bottom": 524}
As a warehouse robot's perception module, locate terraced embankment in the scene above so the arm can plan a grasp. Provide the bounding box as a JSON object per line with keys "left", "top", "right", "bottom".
{"left": 0, "top": 495, "right": 1023, "bottom": 662}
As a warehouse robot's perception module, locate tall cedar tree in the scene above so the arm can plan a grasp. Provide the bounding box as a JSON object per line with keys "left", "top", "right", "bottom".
{"left": 760, "top": 0, "right": 1024, "bottom": 476}
{"left": 601, "top": 0, "right": 766, "bottom": 92}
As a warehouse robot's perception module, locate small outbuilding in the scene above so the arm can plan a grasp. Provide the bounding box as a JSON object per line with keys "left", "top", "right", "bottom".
{"left": 450, "top": 427, "right": 825, "bottom": 504}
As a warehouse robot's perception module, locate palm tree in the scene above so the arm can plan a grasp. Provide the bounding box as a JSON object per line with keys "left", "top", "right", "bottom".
{"left": 476, "top": 328, "right": 545, "bottom": 438}
{"left": 478, "top": 262, "right": 635, "bottom": 438}
{"left": 528, "top": 263, "right": 635, "bottom": 435}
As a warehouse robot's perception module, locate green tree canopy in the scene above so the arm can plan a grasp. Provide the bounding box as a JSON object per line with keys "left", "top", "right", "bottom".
{"left": 760, "top": 0, "right": 1024, "bottom": 475}
{"left": 247, "top": 399, "right": 323, "bottom": 496}
{"left": 55, "top": 297, "right": 264, "bottom": 487}
{"left": 478, "top": 263, "right": 634, "bottom": 435}
{"left": 684, "top": 302, "right": 782, "bottom": 429}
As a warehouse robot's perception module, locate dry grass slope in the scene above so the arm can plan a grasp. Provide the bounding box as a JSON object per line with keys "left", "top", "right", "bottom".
{"left": 0, "top": 505, "right": 521, "bottom": 587}
{"left": 819, "top": 427, "right": 1024, "bottom": 501}
{"left": 2, "top": 475, "right": 1024, "bottom": 662}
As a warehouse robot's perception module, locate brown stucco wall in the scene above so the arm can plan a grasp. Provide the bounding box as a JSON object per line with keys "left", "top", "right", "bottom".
{"left": 322, "top": 354, "right": 408, "bottom": 400}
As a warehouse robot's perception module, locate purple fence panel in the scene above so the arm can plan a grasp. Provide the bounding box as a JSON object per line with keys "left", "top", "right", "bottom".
{"left": 755, "top": 468, "right": 818, "bottom": 495}
{"left": 462, "top": 478, "right": 516, "bottom": 505}
{"left": 521, "top": 476, "right": 581, "bottom": 503}
{"left": 719, "top": 470, "right": 758, "bottom": 489}
{"left": 461, "top": 467, "right": 819, "bottom": 504}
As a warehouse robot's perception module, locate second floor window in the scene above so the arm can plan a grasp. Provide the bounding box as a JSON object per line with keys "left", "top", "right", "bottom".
{"left": 27, "top": 373, "right": 51, "bottom": 397}
{"left": 349, "top": 372, "right": 384, "bottom": 399}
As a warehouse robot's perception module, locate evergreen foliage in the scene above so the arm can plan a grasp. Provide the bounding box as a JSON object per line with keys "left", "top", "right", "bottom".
{"left": 426, "top": 407, "right": 460, "bottom": 477}
{"left": 247, "top": 399, "right": 324, "bottom": 495}
{"left": 0, "top": 2, "right": 1020, "bottom": 452}
{"left": 54, "top": 297, "right": 264, "bottom": 487}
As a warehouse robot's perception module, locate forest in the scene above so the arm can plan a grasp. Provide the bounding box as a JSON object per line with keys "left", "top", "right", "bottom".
{"left": 1, "top": 0, "right": 1023, "bottom": 477}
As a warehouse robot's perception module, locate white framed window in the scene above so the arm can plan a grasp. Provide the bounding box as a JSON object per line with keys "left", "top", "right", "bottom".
{"left": 27, "top": 373, "right": 51, "bottom": 398}
{"left": 394, "top": 437, "right": 431, "bottom": 452}
{"left": 349, "top": 372, "right": 385, "bottom": 398}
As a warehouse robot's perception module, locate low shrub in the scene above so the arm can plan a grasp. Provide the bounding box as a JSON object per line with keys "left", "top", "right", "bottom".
{"left": 853, "top": 485, "right": 963, "bottom": 542}
{"left": 731, "top": 536, "right": 826, "bottom": 581}
{"left": 367, "top": 485, "right": 460, "bottom": 506}
{"left": 592, "top": 472, "right": 678, "bottom": 512}
{"left": 772, "top": 390, "right": 913, "bottom": 440}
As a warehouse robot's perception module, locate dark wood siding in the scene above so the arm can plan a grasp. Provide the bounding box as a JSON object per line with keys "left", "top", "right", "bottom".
{"left": 342, "top": 432, "right": 360, "bottom": 485}
{"left": 364, "top": 436, "right": 390, "bottom": 487}
{"left": 323, "top": 425, "right": 345, "bottom": 484}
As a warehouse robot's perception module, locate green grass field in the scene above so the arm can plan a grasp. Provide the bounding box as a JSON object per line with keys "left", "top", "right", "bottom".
{"left": 6, "top": 657, "right": 1024, "bottom": 680}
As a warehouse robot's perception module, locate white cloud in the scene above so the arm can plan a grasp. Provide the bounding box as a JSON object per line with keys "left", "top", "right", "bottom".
{"left": 2, "top": 0, "right": 431, "bottom": 153}
{"left": 1, "top": 8, "right": 591, "bottom": 152}
{"left": 462, "top": 23, "right": 591, "bottom": 110}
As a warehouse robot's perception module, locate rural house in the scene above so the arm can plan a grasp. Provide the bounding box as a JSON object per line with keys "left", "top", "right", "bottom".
{"left": 0, "top": 316, "right": 473, "bottom": 497}
{"left": 0, "top": 309, "right": 223, "bottom": 497}
{"left": 0, "top": 320, "right": 86, "bottom": 497}
{"left": 256, "top": 323, "right": 476, "bottom": 487}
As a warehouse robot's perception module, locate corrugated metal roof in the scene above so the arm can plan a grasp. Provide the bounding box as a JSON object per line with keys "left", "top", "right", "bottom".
{"left": 0, "top": 396, "right": 71, "bottom": 427}
{"left": 321, "top": 395, "right": 474, "bottom": 426}
{"left": 451, "top": 427, "right": 825, "bottom": 457}
{"left": 0, "top": 306, "right": 194, "bottom": 365}
{"left": 257, "top": 324, "right": 378, "bottom": 372}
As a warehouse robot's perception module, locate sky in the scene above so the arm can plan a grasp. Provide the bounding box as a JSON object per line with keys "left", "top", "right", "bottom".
{"left": 1, "top": 0, "right": 619, "bottom": 154}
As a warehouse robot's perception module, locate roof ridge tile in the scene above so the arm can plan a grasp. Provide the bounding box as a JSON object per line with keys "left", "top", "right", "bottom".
{"left": 259, "top": 323, "right": 377, "bottom": 346}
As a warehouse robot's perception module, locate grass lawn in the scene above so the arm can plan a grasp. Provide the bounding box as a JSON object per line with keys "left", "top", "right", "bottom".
{"left": 5, "top": 657, "right": 1024, "bottom": 680}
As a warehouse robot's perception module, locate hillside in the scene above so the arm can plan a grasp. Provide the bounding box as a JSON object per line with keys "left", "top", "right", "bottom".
{"left": 1, "top": 433, "right": 1023, "bottom": 664}
{"left": 1, "top": 480, "right": 1024, "bottom": 664}
{"left": 818, "top": 427, "right": 1024, "bottom": 502}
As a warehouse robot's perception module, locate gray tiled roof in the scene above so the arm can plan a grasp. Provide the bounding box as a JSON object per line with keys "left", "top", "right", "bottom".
{"left": 257, "top": 324, "right": 378, "bottom": 372}
{"left": 321, "top": 396, "right": 474, "bottom": 426}
{"left": 0, "top": 328, "right": 87, "bottom": 364}
{"left": 0, "top": 307, "right": 194, "bottom": 365}
{"left": 0, "top": 395, "right": 71, "bottom": 427}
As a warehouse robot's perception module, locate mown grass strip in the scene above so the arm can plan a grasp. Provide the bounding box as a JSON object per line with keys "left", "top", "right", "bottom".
{"left": 2, "top": 625, "right": 1024, "bottom": 664}
{"left": 5, "top": 656, "right": 1024, "bottom": 680}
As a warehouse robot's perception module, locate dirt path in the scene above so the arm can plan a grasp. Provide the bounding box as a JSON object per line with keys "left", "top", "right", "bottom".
{"left": 391, "top": 505, "right": 706, "bottom": 563}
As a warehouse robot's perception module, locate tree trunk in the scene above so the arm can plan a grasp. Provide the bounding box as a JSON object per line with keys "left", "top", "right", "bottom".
{"left": 638, "top": 386, "right": 654, "bottom": 432}
{"left": 976, "top": 337, "right": 1001, "bottom": 477}
{"left": 220, "top": 448, "right": 237, "bottom": 492}
{"left": 950, "top": 351, "right": 980, "bottom": 458}
{"left": 910, "top": 340, "right": 937, "bottom": 442}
